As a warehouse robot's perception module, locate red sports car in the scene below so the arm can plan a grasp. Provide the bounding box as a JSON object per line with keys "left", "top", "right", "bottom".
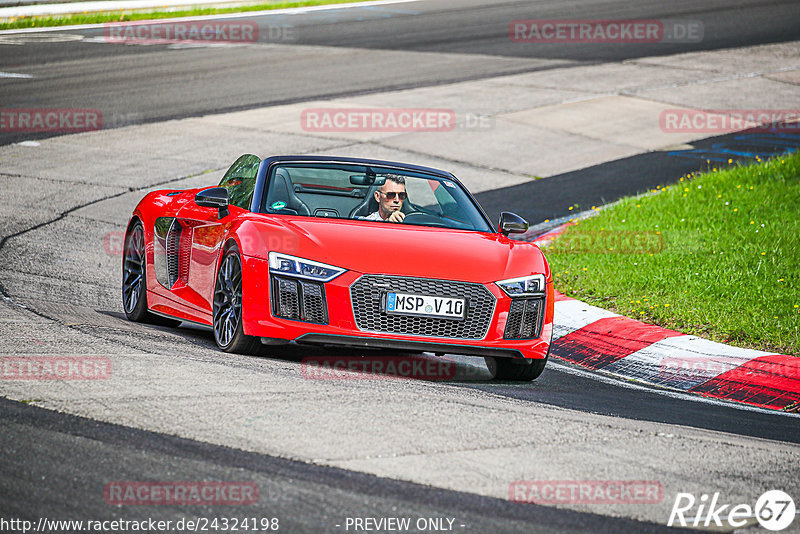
{"left": 123, "top": 155, "right": 553, "bottom": 380}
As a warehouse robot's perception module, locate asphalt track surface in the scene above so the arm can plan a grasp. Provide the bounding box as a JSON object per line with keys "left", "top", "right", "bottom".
{"left": 2, "top": 1, "right": 800, "bottom": 532}
{"left": 1, "top": 0, "right": 799, "bottom": 145}
{"left": 1, "top": 145, "right": 798, "bottom": 530}
{"left": 2, "top": 397, "right": 697, "bottom": 534}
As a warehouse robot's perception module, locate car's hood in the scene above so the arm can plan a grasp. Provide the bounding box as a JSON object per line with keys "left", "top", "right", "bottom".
{"left": 239, "top": 216, "right": 548, "bottom": 283}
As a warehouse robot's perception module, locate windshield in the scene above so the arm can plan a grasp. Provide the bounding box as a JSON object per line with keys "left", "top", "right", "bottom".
{"left": 261, "top": 163, "right": 493, "bottom": 232}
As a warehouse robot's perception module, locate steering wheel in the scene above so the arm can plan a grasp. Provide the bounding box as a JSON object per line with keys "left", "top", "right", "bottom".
{"left": 402, "top": 211, "right": 447, "bottom": 227}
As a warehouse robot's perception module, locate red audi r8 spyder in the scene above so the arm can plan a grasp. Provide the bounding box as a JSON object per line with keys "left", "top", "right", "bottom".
{"left": 123, "top": 155, "right": 553, "bottom": 380}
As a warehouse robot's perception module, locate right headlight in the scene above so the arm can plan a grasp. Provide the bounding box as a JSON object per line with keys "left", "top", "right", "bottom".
{"left": 495, "top": 274, "right": 546, "bottom": 297}
{"left": 268, "top": 252, "right": 346, "bottom": 282}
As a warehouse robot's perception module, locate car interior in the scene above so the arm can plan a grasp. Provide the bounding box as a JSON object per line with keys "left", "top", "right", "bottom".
{"left": 264, "top": 167, "right": 421, "bottom": 220}
{"left": 259, "top": 165, "right": 486, "bottom": 231}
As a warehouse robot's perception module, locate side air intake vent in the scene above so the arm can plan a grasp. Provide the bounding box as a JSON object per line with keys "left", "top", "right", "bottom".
{"left": 166, "top": 221, "right": 182, "bottom": 288}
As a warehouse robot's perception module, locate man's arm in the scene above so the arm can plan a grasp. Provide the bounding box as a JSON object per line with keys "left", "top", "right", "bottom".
{"left": 386, "top": 211, "right": 405, "bottom": 223}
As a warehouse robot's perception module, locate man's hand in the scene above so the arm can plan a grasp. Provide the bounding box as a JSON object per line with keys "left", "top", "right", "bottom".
{"left": 387, "top": 211, "right": 405, "bottom": 223}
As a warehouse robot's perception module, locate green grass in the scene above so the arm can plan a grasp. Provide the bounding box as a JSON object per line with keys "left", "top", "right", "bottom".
{"left": 546, "top": 152, "right": 800, "bottom": 355}
{"left": 0, "top": 0, "right": 368, "bottom": 30}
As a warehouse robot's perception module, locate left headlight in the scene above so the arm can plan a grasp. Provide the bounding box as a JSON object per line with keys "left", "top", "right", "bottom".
{"left": 268, "top": 252, "right": 346, "bottom": 282}
{"left": 495, "top": 274, "right": 546, "bottom": 297}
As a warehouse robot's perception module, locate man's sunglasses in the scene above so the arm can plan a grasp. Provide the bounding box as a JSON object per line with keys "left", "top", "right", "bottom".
{"left": 379, "top": 191, "right": 407, "bottom": 200}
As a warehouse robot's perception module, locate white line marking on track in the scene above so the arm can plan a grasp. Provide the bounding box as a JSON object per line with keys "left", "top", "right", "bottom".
{"left": 0, "top": 71, "right": 33, "bottom": 78}
{"left": 0, "top": 32, "right": 85, "bottom": 44}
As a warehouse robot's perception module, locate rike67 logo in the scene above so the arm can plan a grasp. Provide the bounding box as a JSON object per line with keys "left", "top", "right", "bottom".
{"left": 668, "top": 490, "right": 795, "bottom": 531}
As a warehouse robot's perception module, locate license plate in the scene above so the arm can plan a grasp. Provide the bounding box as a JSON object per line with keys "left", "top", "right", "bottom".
{"left": 386, "top": 292, "right": 466, "bottom": 320}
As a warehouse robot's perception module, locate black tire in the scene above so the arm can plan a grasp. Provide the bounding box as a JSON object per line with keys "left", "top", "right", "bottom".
{"left": 122, "top": 221, "right": 180, "bottom": 326}
{"left": 212, "top": 245, "right": 261, "bottom": 355}
{"left": 491, "top": 354, "right": 548, "bottom": 381}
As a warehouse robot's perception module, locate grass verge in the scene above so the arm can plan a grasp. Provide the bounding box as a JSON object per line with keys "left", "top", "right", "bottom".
{"left": 545, "top": 152, "right": 800, "bottom": 355}
{"left": 0, "top": 0, "right": 368, "bottom": 30}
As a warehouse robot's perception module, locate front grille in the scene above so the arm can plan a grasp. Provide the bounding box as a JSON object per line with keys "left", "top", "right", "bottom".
{"left": 350, "top": 275, "right": 495, "bottom": 339}
{"left": 271, "top": 275, "right": 328, "bottom": 324}
{"left": 504, "top": 298, "right": 544, "bottom": 339}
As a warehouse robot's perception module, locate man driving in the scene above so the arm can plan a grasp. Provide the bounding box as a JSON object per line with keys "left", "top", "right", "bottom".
{"left": 364, "top": 175, "right": 406, "bottom": 223}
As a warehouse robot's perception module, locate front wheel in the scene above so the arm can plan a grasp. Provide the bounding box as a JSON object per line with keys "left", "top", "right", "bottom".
{"left": 213, "top": 246, "right": 261, "bottom": 354}
{"left": 489, "top": 354, "right": 548, "bottom": 381}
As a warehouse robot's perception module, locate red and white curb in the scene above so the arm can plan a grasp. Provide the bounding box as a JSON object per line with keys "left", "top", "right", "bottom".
{"left": 533, "top": 225, "right": 800, "bottom": 412}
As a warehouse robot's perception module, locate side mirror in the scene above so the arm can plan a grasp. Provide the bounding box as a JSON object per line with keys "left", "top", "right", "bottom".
{"left": 195, "top": 187, "right": 230, "bottom": 218}
{"left": 498, "top": 212, "right": 528, "bottom": 236}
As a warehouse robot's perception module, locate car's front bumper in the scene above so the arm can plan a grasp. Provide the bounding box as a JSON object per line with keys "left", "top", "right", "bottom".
{"left": 292, "top": 334, "right": 539, "bottom": 359}
{"left": 241, "top": 256, "right": 553, "bottom": 360}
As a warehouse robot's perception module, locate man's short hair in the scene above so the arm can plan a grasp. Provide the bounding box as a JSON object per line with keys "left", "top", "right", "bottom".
{"left": 383, "top": 174, "right": 406, "bottom": 186}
